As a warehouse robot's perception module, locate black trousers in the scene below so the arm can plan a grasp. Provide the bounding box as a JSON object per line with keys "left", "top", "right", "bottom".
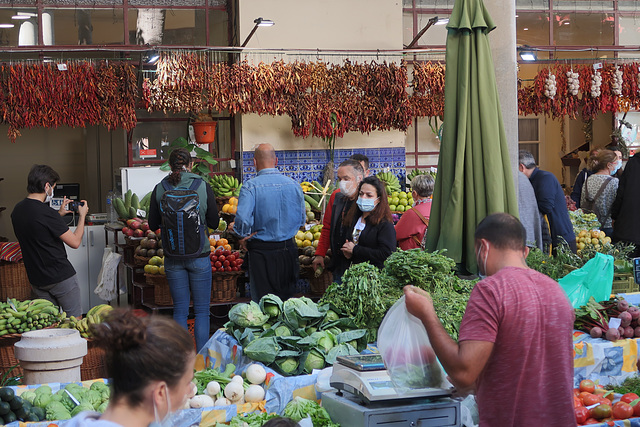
{"left": 247, "top": 238, "right": 298, "bottom": 302}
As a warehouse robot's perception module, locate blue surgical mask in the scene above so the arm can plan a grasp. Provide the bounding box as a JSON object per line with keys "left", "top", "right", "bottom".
{"left": 356, "top": 197, "right": 378, "bottom": 212}
{"left": 149, "top": 387, "right": 177, "bottom": 427}
{"left": 611, "top": 160, "right": 622, "bottom": 175}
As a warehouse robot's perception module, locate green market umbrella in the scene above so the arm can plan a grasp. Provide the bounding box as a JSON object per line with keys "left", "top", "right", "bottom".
{"left": 425, "top": 0, "right": 518, "bottom": 273}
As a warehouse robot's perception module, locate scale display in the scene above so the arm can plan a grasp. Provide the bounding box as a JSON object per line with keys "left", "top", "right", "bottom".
{"left": 336, "top": 354, "right": 385, "bottom": 371}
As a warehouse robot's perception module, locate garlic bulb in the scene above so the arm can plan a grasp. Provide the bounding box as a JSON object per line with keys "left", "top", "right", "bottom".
{"left": 544, "top": 73, "right": 557, "bottom": 99}
{"left": 612, "top": 66, "right": 623, "bottom": 96}
{"left": 590, "top": 71, "right": 602, "bottom": 98}
{"left": 566, "top": 70, "right": 580, "bottom": 96}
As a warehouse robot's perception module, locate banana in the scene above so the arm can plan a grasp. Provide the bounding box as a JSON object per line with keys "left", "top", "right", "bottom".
{"left": 131, "top": 193, "right": 140, "bottom": 210}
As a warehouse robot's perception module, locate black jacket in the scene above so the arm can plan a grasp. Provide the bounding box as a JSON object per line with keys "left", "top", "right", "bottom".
{"left": 611, "top": 153, "right": 640, "bottom": 246}
{"left": 351, "top": 220, "right": 396, "bottom": 269}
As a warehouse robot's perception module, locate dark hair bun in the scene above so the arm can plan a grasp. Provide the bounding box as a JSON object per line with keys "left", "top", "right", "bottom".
{"left": 91, "top": 309, "right": 147, "bottom": 352}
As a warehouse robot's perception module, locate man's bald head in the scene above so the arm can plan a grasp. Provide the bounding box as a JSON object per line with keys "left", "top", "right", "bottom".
{"left": 254, "top": 143, "right": 277, "bottom": 170}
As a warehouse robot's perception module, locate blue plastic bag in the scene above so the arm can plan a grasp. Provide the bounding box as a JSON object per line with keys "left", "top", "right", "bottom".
{"left": 558, "top": 252, "right": 614, "bottom": 308}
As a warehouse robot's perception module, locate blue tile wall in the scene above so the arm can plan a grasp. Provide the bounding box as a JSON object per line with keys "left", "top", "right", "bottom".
{"left": 240, "top": 147, "right": 406, "bottom": 185}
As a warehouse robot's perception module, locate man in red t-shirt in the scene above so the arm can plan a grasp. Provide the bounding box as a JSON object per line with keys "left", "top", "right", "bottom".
{"left": 405, "top": 213, "right": 575, "bottom": 426}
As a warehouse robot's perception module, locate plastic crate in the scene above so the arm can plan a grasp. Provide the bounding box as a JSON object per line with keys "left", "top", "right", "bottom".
{"left": 612, "top": 273, "right": 638, "bottom": 295}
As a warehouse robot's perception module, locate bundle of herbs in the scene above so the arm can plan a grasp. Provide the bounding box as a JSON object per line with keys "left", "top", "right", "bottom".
{"left": 319, "top": 262, "right": 390, "bottom": 341}
{"left": 381, "top": 249, "right": 477, "bottom": 340}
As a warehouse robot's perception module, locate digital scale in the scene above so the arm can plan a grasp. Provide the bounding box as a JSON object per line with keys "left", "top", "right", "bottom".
{"left": 324, "top": 354, "right": 461, "bottom": 426}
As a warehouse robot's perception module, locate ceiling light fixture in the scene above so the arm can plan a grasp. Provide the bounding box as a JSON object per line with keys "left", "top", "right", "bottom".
{"left": 518, "top": 46, "right": 537, "bottom": 61}
{"left": 11, "top": 14, "right": 30, "bottom": 20}
{"left": 241, "top": 17, "right": 275, "bottom": 47}
{"left": 0, "top": 23, "right": 15, "bottom": 28}
{"left": 142, "top": 49, "right": 160, "bottom": 65}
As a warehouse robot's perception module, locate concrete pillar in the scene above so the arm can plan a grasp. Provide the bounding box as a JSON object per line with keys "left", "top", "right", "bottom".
{"left": 485, "top": 0, "right": 519, "bottom": 189}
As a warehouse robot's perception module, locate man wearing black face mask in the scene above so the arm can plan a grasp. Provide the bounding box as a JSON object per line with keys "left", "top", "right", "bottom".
{"left": 11, "top": 165, "right": 88, "bottom": 317}
{"left": 404, "top": 213, "right": 575, "bottom": 426}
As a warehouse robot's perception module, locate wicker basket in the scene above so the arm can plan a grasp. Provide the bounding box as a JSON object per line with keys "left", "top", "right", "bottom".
{"left": 0, "top": 334, "right": 22, "bottom": 377}
{"left": 146, "top": 274, "right": 172, "bottom": 306}
{"left": 216, "top": 196, "right": 231, "bottom": 212}
{"left": 0, "top": 261, "right": 32, "bottom": 301}
{"left": 124, "top": 236, "right": 143, "bottom": 247}
{"left": 211, "top": 271, "right": 242, "bottom": 302}
{"left": 309, "top": 269, "right": 333, "bottom": 295}
{"left": 133, "top": 254, "right": 152, "bottom": 267}
{"left": 81, "top": 339, "right": 107, "bottom": 381}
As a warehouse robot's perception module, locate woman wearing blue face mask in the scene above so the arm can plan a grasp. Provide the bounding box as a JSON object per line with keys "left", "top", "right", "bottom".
{"left": 580, "top": 149, "right": 620, "bottom": 236}
{"left": 66, "top": 309, "right": 195, "bottom": 427}
{"left": 340, "top": 176, "right": 396, "bottom": 270}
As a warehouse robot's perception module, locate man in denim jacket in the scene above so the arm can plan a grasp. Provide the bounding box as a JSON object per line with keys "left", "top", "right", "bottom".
{"left": 234, "top": 143, "right": 306, "bottom": 301}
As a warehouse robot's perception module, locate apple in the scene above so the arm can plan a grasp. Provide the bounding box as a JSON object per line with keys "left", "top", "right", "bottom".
{"left": 141, "top": 222, "right": 150, "bottom": 232}
{"left": 225, "top": 266, "right": 232, "bottom": 272}
{"left": 122, "top": 226, "right": 134, "bottom": 237}
{"left": 236, "top": 258, "right": 243, "bottom": 266}
{"left": 211, "top": 267, "right": 217, "bottom": 272}
{"left": 223, "top": 260, "right": 230, "bottom": 267}
{"left": 133, "top": 229, "right": 144, "bottom": 238}
{"left": 215, "top": 261, "right": 222, "bottom": 268}
{"left": 210, "top": 255, "right": 218, "bottom": 262}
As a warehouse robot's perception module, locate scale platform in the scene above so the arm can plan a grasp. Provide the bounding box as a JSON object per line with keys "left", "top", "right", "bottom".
{"left": 330, "top": 354, "right": 452, "bottom": 404}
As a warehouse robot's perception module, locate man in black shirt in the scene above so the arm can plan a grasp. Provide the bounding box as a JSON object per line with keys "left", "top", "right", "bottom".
{"left": 11, "top": 165, "right": 89, "bottom": 317}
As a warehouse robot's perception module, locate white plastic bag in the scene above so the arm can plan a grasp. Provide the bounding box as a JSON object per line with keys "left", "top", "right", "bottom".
{"left": 377, "top": 295, "right": 442, "bottom": 391}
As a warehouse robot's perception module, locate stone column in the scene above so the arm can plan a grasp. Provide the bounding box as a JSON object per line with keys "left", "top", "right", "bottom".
{"left": 485, "top": 0, "right": 519, "bottom": 190}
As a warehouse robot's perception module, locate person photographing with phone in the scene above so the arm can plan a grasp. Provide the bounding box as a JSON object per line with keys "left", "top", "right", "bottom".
{"left": 11, "top": 164, "right": 89, "bottom": 317}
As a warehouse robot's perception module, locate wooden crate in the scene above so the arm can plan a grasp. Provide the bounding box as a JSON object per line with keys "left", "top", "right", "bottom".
{"left": 612, "top": 273, "right": 638, "bottom": 295}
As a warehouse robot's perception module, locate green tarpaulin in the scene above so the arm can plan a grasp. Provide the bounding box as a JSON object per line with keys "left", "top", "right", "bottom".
{"left": 425, "top": 0, "right": 518, "bottom": 273}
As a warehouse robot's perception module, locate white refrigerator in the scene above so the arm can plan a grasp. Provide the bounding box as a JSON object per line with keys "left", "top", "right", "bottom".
{"left": 119, "top": 166, "right": 168, "bottom": 199}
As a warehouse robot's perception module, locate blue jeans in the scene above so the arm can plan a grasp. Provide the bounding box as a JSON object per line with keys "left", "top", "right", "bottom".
{"left": 164, "top": 256, "right": 212, "bottom": 352}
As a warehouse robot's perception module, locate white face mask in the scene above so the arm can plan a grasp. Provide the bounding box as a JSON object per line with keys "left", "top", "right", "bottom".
{"left": 338, "top": 180, "right": 356, "bottom": 197}
{"left": 476, "top": 243, "right": 489, "bottom": 279}
{"left": 45, "top": 184, "right": 54, "bottom": 204}
{"left": 149, "top": 386, "right": 177, "bottom": 427}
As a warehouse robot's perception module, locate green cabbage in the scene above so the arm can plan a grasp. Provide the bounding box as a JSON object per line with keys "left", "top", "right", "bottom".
{"left": 303, "top": 349, "right": 325, "bottom": 373}
{"left": 45, "top": 401, "right": 72, "bottom": 421}
{"left": 259, "top": 294, "right": 283, "bottom": 319}
{"left": 229, "top": 302, "right": 270, "bottom": 327}
{"left": 243, "top": 336, "right": 280, "bottom": 364}
{"left": 275, "top": 357, "right": 299, "bottom": 375}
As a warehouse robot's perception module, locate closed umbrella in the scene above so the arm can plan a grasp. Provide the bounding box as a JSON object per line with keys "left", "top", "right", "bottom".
{"left": 425, "top": 0, "right": 518, "bottom": 273}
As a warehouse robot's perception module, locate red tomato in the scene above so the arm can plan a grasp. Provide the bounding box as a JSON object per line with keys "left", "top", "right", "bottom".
{"left": 211, "top": 267, "right": 216, "bottom": 272}
{"left": 219, "top": 255, "right": 226, "bottom": 262}
{"left": 574, "top": 388, "right": 581, "bottom": 397}
{"left": 225, "top": 266, "right": 232, "bottom": 272}
{"left": 583, "top": 418, "right": 600, "bottom": 424}
{"left": 632, "top": 400, "right": 640, "bottom": 417}
{"left": 223, "top": 260, "right": 230, "bottom": 267}
{"left": 211, "top": 255, "right": 218, "bottom": 262}
{"left": 236, "top": 258, "right": 244, "bottom": 266}
{"left": 215, "top": 261, "right": 222, "bottom": 268}
{"left": 232, "top": 266, "right": 238, "bottom": 271}
{"left": 590, "top": 403, "right": 612, "bottom": 420}
{"left": 594, "top": 389, "right": 615, "bottom": 400}
{"left": 575, "top": 406, "right": 589, "bottom": 424}
{"left": 574, "top": 396, "right": 583, "bottom": 408}
{"left": 227, "top": 254, "right": 236, "bottom": 262}
{"left": 612, "top": 401, "right": 634, "bottom": 420}
{"left": 224, "top": 249, "right": 231, "bottom": 256}
{"left": 583, "top": 394, "right": 601, "bottom": 407}
{"left": 599, "top": 398, "right": 612, "bottom": 407}
{"left": 580, "top": 379, "right": 596, "bottom": 394}
{"left": 620, "top": 393, "right": 640, "bottom": 404}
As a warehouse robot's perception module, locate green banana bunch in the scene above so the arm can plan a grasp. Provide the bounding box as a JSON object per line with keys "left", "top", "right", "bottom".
{"left": 210, "top": 175, "right": 242, "bottom": 198}
{"left": 58, "top": 304, "right": 113, "bottom": 339}
{"left": 376, "top": 171, "right": 402, "bottom": 195}
{"left": 0, "top": 298, "right": 62, "bottom": 336}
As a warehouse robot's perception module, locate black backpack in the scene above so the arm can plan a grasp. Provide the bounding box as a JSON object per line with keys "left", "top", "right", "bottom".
{"left": 159, "top": 178, "right": 207, "bottom": 258}
{"left": 582, "top": 176, "right": 612, "bottom": 215}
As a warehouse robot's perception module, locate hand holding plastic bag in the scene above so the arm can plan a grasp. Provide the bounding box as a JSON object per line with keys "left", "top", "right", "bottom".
{"left": 377, "top": 295, "right": 443, "bottom": 392}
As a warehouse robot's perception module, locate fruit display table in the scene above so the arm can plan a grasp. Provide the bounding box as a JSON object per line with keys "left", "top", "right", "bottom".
{"left": 573, "top": 331, "right": 640, "bottom": 388}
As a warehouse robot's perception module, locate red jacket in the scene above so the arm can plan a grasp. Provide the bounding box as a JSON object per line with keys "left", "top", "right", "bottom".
{"left": 394, "top": 201, "right": 431, "bottom": 250}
